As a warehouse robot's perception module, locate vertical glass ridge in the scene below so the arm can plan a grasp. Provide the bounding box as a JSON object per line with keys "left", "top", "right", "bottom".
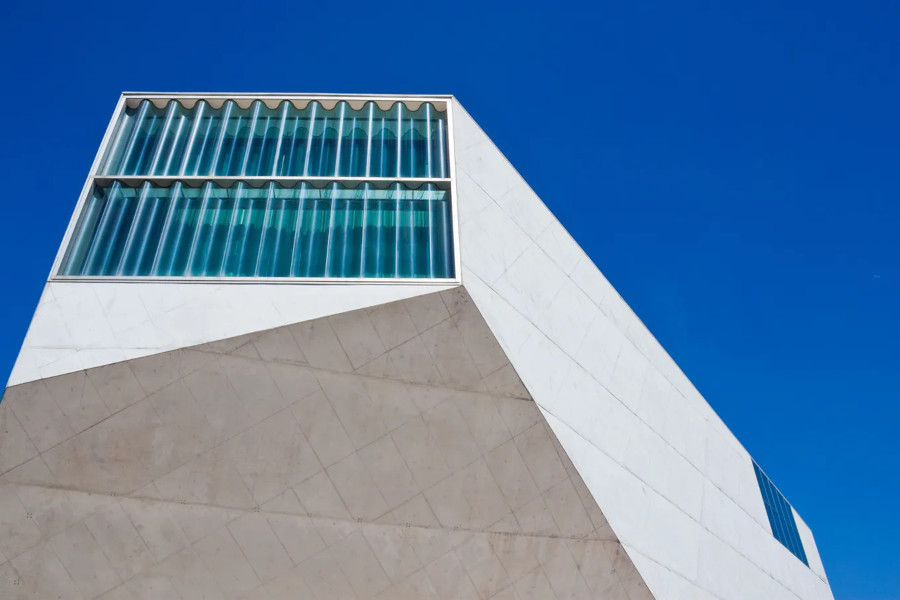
{"left": 61, "top": 181, "right": 453, "bottom": 279}
{"left": 100, "top": 99, "right": 450, "bottom": 179}
{"left": 62, "top": 96, "right": 455, "bottom": 281}
{"left": 752, "top": 460, "right": 809, "bottom": 566}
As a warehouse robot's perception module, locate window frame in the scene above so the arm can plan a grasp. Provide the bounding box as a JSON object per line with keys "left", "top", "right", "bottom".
{"left": 752, "top": 460, "right": 810, "bottom": 566}
{"left": 50, "top": 93, "right": 461, "bottom": 285}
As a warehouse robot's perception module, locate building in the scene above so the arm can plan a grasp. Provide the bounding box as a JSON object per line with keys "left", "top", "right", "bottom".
{"left": 0, "top": 93, "right": 833, "bottom": 600}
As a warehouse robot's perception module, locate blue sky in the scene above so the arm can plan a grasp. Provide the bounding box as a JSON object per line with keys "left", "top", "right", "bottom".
{"left": 1, "top": 1, "right": 897, "bottom": 597}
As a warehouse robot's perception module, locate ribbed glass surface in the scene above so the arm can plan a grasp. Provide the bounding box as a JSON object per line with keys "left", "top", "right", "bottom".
{"left": 752, "top": 461, "right": 809, "bottom": 566}
{"left": 61, "top": 181, "right": 453, "bottom": 279}
{"left": 100, "top": 99, "right": 449, "bottom": 179}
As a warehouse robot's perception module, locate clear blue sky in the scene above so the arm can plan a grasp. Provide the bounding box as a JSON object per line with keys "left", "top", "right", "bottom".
{"left": 1, "top": 1, "right": 897, "bottom": 598}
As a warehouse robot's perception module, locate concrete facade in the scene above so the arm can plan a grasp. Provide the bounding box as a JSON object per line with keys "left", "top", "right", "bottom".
{"left": 1, "top": 93, "right": 833, "bottom": 600}
{"left": 450, "top": 100, "right": 832, "bottom": 600}
{"left": 1, "top": 289, "right": 652, "bottom": 599}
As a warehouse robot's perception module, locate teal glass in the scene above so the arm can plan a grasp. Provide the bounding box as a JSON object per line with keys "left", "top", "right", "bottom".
{"left": 100, "top": 100, "right": 450, "bottom": 179}
{"left": 61, "top": 181, "right": 454, "bottom": 279}
{"left": 752, "top": 461, "right": 809, "bottom": 566}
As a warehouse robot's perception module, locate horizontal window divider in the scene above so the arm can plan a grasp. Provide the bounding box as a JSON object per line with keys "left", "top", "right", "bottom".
{"left": 93, "top": 176, "right": 452, "bottom": 182}
{"left": 92, "top": 176, "right": 452, "bottom": 190}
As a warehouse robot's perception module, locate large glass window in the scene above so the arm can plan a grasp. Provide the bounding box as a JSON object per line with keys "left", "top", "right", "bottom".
{"left": 58, "top": 95, "right": 455, "bottom": 281}
{"left": 61, "top": 181, "right": 453, "bottom": 279}
{"left": 100, "top": 99, "right": 449, "bottom": 179}
{"left": 752, "top": 460, "right": 809, "bottom": 566}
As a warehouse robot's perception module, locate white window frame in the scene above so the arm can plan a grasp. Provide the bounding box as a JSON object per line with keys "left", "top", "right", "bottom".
{"left": 50, "top": 92, "right": 462, "bottom": 285}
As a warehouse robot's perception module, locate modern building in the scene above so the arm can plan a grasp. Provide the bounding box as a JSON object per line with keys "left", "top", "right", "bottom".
{"left": 0, "top": 93, "right": 833, "bottom": 600}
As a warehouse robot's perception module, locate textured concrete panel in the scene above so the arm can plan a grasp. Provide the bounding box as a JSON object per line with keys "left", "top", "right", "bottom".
{"left": 0, "top": 288, "right": 652, "bottom": 600}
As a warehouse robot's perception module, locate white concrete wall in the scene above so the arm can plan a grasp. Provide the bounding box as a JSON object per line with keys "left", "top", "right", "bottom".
{"left": 452, "top": 99, "right": 833, "bottom": 600}
{"left": 9, "top": 282, "right": 454, "bottom": 386}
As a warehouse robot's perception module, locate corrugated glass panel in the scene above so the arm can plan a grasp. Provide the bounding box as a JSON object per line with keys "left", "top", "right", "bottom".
{"left": 100, "top": 99, "right": 449, "bottom": 179}
{"left": 61, "top": 181, "right": 453, "bottom": 279}
{"left": 752, "top": 460, "right": 809, "bottom": 566}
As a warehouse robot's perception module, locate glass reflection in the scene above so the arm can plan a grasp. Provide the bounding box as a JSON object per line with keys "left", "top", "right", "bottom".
{"left": 101, "top": 100, "right": 449, "bottom": 179}
{"left": 62, "top": 181, "right": 454, "bottom": 279}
